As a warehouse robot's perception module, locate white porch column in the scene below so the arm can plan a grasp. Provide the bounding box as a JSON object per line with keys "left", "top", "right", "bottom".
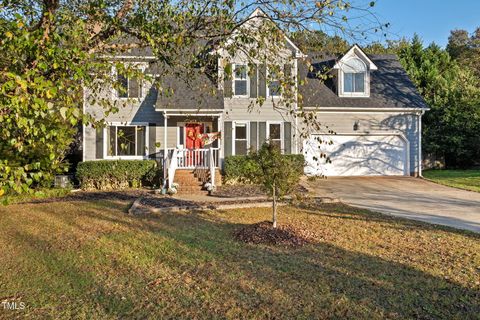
{"left": 163, "top": 111, "right": 168, "bottom": 156}
{"left": 218, "top": 113, "right": 223, "bottom": 168}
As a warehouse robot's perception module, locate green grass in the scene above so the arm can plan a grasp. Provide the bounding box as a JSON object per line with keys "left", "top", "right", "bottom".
{"left": 423, "top": 169, "right": 480, "bottom": 192}
{"left": 0, "top": 195, "right": 479, "bottom": 319}
{"left": 1, "top": 188, "right": 72, "bottom": 205}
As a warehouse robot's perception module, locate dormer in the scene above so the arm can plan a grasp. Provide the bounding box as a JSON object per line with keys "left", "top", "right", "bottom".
{"left": 333, "top": 44, "right": 377, "bottom": 98}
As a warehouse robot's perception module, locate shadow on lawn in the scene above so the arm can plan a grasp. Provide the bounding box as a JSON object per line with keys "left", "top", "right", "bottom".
{"left": 5, "top": 199, "right": 479, "bottom": 319}
{"left": 118, "top": 208, "right": 479, "bottom": 318}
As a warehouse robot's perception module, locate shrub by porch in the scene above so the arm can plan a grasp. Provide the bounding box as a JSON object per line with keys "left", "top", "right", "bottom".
{"left": 224, "top": 154, "right": 305, "bottom": 183}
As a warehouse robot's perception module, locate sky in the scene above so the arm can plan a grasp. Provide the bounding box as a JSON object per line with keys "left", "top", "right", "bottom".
{"left": 370, "top": 0, "right": 480, "bottom": 47}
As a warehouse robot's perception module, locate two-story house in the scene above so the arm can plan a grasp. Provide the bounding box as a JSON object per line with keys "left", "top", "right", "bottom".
{"left": 82, "top": 8, "right": 428, "bottom": 190}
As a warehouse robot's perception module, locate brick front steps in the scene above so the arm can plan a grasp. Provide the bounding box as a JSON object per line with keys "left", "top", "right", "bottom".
{"left": 174, "top": 169, "right": 222, "bottom": 194}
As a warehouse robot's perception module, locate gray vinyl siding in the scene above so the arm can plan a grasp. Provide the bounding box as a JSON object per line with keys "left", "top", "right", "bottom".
{"left": 299, "top": 111, "right": 421, "bottom": 175}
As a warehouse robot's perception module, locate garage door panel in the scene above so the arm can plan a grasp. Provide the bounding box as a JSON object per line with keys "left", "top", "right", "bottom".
{"left": 304, "top": 135, "right": 408, "bottom": 176}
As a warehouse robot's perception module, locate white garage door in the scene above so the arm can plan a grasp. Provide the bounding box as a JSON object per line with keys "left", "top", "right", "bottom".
{"left": 303, "top": 134, "right": 408, "bottom": 176}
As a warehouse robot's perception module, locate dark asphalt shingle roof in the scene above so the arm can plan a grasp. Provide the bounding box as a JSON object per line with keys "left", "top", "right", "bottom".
{"left": 298, "top": 53, "right": 428, "bottom": 109}
{"left": 148, "top": 65, "right": 224, "bottom": 110}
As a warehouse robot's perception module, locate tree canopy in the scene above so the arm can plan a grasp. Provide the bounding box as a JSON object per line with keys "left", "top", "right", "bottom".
{"left": 0, "top": 0, "right": 383, "bottom": 195}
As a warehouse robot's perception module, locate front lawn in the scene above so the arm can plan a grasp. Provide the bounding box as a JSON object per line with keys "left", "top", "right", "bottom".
{"left": 423, "top": 169, "right": 480, "bottom": 192}
{"left": 0, "top": 195, "right": 479, "bottom": 319}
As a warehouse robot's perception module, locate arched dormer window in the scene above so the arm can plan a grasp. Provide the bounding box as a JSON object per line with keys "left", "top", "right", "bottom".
{"left": 341, "top": 57, "right": 367, "bottom": 96}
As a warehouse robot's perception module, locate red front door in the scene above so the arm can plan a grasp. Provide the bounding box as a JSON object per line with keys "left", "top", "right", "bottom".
{"left": 185, "top": 123, "right": 204, "bottom": 166}
{"left": 185, "top": 123, "right": 204, "bottom": 149}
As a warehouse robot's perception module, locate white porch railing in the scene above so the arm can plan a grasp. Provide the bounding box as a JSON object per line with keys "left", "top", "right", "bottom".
{"left": 175, "top": 148, "right": 219, "bottom": 169}
{"left": 165, "top": 148, "right": 219, "bottom": 189}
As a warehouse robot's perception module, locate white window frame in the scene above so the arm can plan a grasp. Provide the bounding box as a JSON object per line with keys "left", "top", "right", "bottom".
{"left": 266, "top": 121, "right": 284, "bottom": 152}
{"left": 104, "top": 122, "right": 149, "bottom": 160}
{"left": 112, "top": 64, "right": 146, "bottom": 100}
{"left": 232, "top": 121, "right": 250, "bottom": 155}
{"left": 267, "top": 66, "right": 282, "bottom": 98}
{"left": 232, "top": 63, "right": 249, "bottom": 98}
{"left": 176, "top": 122, "right": 213, "bottom": 148}
{"left": 338, "top": 57, "right": 369, "bottom": 98}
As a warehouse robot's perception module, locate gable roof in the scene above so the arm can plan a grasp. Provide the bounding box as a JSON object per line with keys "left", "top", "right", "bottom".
{"left": 333, "top": 44, "right": 378, "bottom": 71}
{"left": 214, "top": 7, "right": 306, "bottom": 58}
{"left": 298, "top": 53, "right": 428, "bottom": 109}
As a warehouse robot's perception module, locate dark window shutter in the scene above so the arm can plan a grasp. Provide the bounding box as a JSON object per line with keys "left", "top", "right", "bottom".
{"left": 117, "top": 74, "right": 128, "bottom": 98}
{"left": 250, "top": 122, "right": 258, "bottom": 151}
{"left": 224, "top": 63, "right": 233, "bottom": 98}
{"left": 136, "top": 126, "right": 146, "bottom": 156}
{"left": 284, "top": 64, "right": 292, "bottom": 78}
{"left": 249, "top": 64, "right": 258, "bottom": 98}
{"left": 258, "top": 122, "right": 267, "bottom": 146}
{"left": 129, "top": 77, "right": 140, "bottom": 98}
{"left": 148, "top": 125, "right": 156, "bottom": 157}
{"left": 95, "top": 127, "right": 104, "bottom": 159}
{"left": 284, "top": 122, "right": 292, "bottom": 154}
{"left": 258, "top": 64, "right": 267, "bottom": 98}
{"left": 224, "top": 121, "right": 232, "bottom": 156}
{"left": 284, "top": 64, "right": 292, "bottom": 95}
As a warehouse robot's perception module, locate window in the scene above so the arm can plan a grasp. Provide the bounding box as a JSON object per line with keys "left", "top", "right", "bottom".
{"left": 106, "top": 125, "right": 146, "bottom": 158}
{"left": 116, "top": 71, "right": 142, "bottom": 99}
{"left": 268, "top": 70, "right": 281, "bottom": 97}
{"left": 234, "top": 123, "right": 248, "bottom": 155}
{"left": 341, "top": 57, "right": 367, "bottom": 95}
{"left": 344, "top": 72, "right": 365, "bottom": 93}
{"left": 268, "top": 123, "right": 283, "bottom": 150}
{"left": 233, "top": 64, "right": 248, "bottom": 96}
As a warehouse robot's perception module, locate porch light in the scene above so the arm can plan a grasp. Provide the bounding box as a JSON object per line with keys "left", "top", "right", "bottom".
{"left": 353, "top": 121, "right": 359, "bottom": 131}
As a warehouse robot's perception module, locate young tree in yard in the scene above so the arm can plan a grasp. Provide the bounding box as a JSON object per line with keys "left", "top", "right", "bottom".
{"left": 0, "top": 0, "right": 382, "bottom": 196}
{"left": 247, "top": 143, "right": 302, "bottom": 228}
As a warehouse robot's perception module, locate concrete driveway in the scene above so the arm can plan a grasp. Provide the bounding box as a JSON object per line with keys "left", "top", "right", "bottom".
{"left": 304, "top": 176, "right": 480, "bottom": 233}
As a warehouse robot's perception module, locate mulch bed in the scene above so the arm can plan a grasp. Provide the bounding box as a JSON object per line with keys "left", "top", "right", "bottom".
{"left": 139, "top": 193, "right": 271, "bottom": 210}
{"left": 212, "top": 184, "right": 310, "bottom": 198}
{"left": 233, "top": 221, "right": 316, "bottom": 247}
{"left": 211, "top": 185, "right": 266, "bottom": 198}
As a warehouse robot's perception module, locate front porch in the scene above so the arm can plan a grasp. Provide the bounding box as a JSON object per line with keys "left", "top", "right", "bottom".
{"left": 155, "top": 111, "right": 224, "bottom": 191}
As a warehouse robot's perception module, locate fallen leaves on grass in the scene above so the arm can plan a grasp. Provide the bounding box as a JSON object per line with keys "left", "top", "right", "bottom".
{"left": 233, "top": 221, "right": 315, "bottom": 247}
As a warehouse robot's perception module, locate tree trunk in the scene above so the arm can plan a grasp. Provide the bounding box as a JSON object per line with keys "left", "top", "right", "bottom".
{"left": 272, "top": 182, "right": 277, "bottom": 228}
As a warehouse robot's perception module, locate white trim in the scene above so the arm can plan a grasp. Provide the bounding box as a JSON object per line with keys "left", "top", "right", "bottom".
{"left": 232, "top": 63, "right": 250, "bottom": 98}
{"left": 163, "top": 112, "right": 168, "bottom": 156}
{"left": 299, "top": 108, "right": 429, "bottom": 113}
{"left": 339, "top": 57, "right": 369, "bottom": 98}
{"left": 103, "top": 122, "right": 149, "bottom": 160}
{"left": 418, "top": 110, "right": 424, "bottom": 177}
{"left": 266, "top": 121, "right": 284, "bottom": 152}
{"left": 333, "top": 44, "right": 378, "bottom": 71}
{"left": 266, "top": 66, "right": 282, "bottom": 98}
{"left": 157, "top": 109, "right": 223, "bottom": 117}
{"left": 82, "top": 87, "right": 86, "bottom": 161}
{"left": 232, "top": 121, "right": 250, "bottom": 155}
{"left": 99, "top": 55, "right": 157, "bottom": 60}
{"left": 112, "top": 64, "right": 146, "bottom": 101}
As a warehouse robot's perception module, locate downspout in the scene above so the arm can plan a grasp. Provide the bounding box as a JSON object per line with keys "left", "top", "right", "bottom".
{"left": 418, "top": 110, "right": 425, "bottom": 177}
{"left": 293, "top": 57, "right": 299, "bottom": 154}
